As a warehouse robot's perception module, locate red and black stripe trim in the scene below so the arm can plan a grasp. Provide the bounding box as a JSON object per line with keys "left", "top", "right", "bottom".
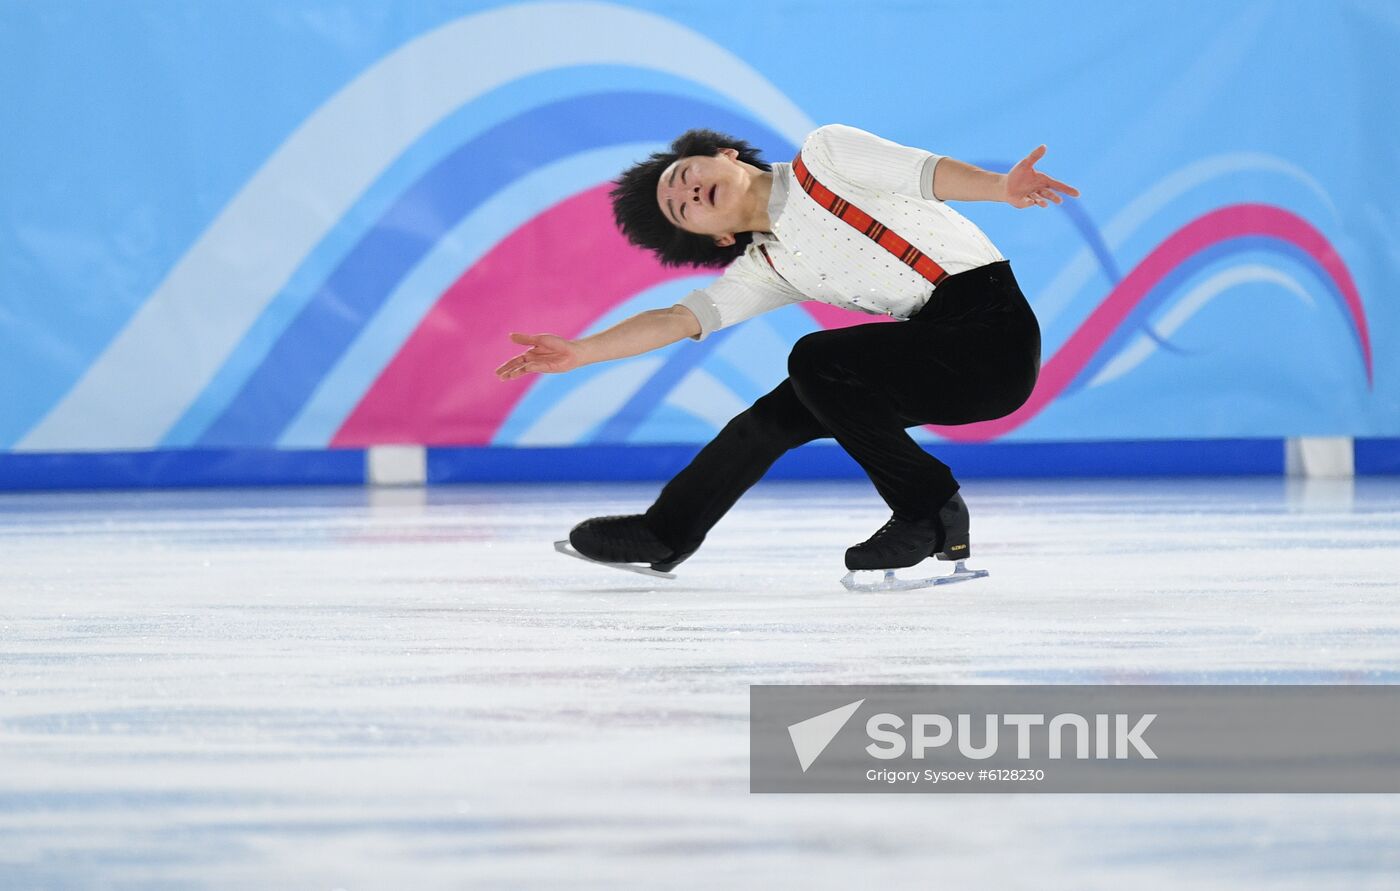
{"left": 791, "top": 153, "right": 949, "bottom": 287}
{"left": 757, "top": 242, "right": 798, "bottom": 287}
{"left": 757, "top": 243, "right": 778, "bottom": 271}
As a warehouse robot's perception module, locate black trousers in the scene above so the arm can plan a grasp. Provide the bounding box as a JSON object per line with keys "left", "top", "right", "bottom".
{"left": 644, "top": 260, "right": 1041, "bottom": 553}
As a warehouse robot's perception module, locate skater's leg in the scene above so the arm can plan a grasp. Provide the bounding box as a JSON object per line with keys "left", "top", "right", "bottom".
{"left": 644, "top": 378, "right": 827, "bottom": 552}
{"left": 786, "top": 264, "right": 1041, "bottom": 523}
{"left": 786, "top": 323, "right": 961, "bottom": 522}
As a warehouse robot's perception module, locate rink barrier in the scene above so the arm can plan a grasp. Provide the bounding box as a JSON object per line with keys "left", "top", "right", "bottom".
{"left": 424, "top": 439, "right": 1287, "bottom": 483}
{"left": 0, "top": 447, "right": 365, "bottom": 491}
{"left": 1355, "top": 437, "right": 1400, "bottom": 475}
{"left": 1, "top": 438, "right": 1397, "bottom": 492}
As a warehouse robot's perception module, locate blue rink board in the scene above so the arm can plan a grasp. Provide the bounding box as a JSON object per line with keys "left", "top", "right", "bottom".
{"left": 0, "top": 438, "right": 1395, "bottom": 492}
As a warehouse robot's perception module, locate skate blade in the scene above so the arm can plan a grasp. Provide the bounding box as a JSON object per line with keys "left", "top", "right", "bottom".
{"left": 840, "top": 560, "right": 988, "bottom": 592}
{"left": 553, "top": 540, "right": 677, "bottom": 580}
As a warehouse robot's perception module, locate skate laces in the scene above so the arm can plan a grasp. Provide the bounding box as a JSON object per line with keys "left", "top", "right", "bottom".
{"left": 605, "top": 516, "right": 657, "bottom": 546}
{"left": 860, "top": 517, "right": 902, "bottom": 547}
{"left": 586, "top": 515, "right": 672, "bottom": 561}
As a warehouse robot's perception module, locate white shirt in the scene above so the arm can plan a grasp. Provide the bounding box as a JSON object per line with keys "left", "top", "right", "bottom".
{"left": 679, "top": 124, "right": 1005, "bottom": 340}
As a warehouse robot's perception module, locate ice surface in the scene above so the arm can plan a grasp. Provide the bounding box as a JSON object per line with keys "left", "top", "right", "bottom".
{"left": 2, "top": 476, "right": 1399, "bottom": 888}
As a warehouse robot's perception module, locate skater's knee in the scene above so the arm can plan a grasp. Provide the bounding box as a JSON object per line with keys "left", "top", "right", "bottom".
{"left": 714, "top": 379, "right": 825, "bottom": 451}
{"left": 786, "top": 330, "right": 842, "bottom": 383}
{"left": 718, "top": 392, "right": 817, "bottom": 452}
{"left": 725, "top": 402, "right": 788, "bottom": 448}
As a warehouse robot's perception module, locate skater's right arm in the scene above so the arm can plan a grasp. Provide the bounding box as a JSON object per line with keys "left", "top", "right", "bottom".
{"left": 494, "top": 305, "right": 701, "bottom": 380}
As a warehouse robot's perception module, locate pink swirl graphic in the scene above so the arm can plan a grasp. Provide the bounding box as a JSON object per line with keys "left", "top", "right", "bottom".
{"left": 931, "top": 203, "right": 1370, "bottom": 442}
{"left": 333, "top": 186, "right": 692, "bottom": 446}
{"left": 335, "top": 197, "right": 1367, "bottom": 448}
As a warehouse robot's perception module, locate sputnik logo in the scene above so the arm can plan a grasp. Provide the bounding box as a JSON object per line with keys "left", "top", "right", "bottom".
{"left": 787, "top": 699, "right": 864, "bottom": 772}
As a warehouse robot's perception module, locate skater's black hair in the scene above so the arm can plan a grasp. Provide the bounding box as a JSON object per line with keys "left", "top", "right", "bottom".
{"left": 609, "top": 129, "right": 771, "bottom": 269}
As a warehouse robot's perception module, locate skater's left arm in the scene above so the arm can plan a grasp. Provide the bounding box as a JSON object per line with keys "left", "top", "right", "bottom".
{"left": 809, "top": 126, "right": 1079, "bottom": 209}
{"left": 932, "top": 145, "right": 1080, "bottom": 208}
{"left": 494, "top": 306, "right": 700, "bottom": 380}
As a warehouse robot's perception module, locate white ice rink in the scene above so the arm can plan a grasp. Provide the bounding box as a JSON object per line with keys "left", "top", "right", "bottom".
{"left": 3, "top": 476, "right": 1399, "bottom": 888}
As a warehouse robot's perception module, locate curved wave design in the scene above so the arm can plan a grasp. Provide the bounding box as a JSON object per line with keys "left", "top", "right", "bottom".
{"left": 1032, "top": 152, "right": 1342, "bottom": 331}
{"left": 488, "top": 198, "right": 1369, "bottom": 449}
{"left": 277, "top": 141, "right": 665, "bottom": 449}
{"left": 11, "top": 5, "right": 1370, "bottom": 452}
{"left": 1086, "top": 264, "right": 1317, "bottom": 388}
{"left": 196, "top": 91, "right": 790, "bottom": 446}
{"left": 332, "top": 185, "right": 691, "bottom": 445}
{"left": 930, "top": 203, "right": 1371, "bottom": 442}
{"left": 493, "top": 283, "right": 813, "bottom": 446}
{"left": 161, "top": 67, "right": 712, "bottom": 448}
{"left": 14, "top": 1, "right": 813, "bottom": 451}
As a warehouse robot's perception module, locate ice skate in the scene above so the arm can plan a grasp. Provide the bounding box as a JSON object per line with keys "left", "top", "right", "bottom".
{"left": 840, "top": 493, "right": 988, "bottom": 592}
{"left": 555, "top": 515, "right": 693, "bottom": 580}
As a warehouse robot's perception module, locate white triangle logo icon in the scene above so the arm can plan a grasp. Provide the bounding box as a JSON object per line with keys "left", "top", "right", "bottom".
{"left": 787, "top": 699, "right": 865, "bottom": 772}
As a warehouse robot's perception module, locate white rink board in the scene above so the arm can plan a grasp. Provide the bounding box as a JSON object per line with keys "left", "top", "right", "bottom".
{"left": 2, "top": 477, "right": 1399, "bottom": 889}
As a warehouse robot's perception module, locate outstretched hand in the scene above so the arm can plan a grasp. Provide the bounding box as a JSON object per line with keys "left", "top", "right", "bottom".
{"left": 495, "top": 332, "right": 582, "bottom": 380}
{"left": 1003, "top": 145, "right": 1080, "bottom": 209}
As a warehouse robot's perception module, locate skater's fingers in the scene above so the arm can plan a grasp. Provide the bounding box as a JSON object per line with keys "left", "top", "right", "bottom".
{"left": 496, "top": 355, "right": 540, "bottom": 379}
{"left": 1046, "top": 177, "right": 1080, "bottom": 197}
{"left": 509, "top": 332, "right": 540, "bottom": 347}
{"left": 493, "top": 354, "right": 525, "bottom": 374}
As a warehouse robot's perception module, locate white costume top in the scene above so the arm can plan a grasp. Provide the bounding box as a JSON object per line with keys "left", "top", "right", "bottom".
{"left": 679, "top": 124, "right": 1005, "bottom": 340}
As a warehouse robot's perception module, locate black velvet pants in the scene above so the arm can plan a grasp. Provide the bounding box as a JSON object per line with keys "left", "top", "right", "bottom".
{"left": 644, "top": 260, "right": 1041, "bottom": 553}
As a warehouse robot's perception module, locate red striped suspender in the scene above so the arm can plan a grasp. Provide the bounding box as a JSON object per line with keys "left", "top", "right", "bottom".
{"left": 791, "top": 152, "right": 950, "bottom": 287}
{"left": 757, "top": 243, "right": 778, "bottom": 272}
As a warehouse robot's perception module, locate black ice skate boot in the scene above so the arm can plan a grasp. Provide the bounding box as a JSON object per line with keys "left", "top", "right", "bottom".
{"left": 568, "top": 515, "right": 695, "bottom": 573}
{"left": 844, "top": 492, "right": 972, "bottom": 571}
{"left": 933, "top": 491, "right": 972, "bottom": 562}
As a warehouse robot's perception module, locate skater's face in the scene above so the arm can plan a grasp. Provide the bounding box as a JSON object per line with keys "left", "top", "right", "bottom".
{"left": 656, "top": 148, "right": 749, "bottom": 247}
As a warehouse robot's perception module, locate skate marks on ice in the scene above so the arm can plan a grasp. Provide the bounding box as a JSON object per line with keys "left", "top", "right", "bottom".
{"left": 3, "top": 478, "right": 1400, "bottom": 888}
{"left": 553, "top": 539, "right": 678, "bottom": 579}
{"left": 840, "top": 559, "right": 989, "bottom": 592}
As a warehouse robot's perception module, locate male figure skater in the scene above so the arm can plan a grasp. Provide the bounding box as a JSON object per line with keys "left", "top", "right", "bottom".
{"left": 495, "top": 125, "right": 1078, "bottom": 581}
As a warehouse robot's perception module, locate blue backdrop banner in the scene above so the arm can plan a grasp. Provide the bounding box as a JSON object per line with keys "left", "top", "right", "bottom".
{"left": 3, "top": 1, "right": 1396, "bottom": 461}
